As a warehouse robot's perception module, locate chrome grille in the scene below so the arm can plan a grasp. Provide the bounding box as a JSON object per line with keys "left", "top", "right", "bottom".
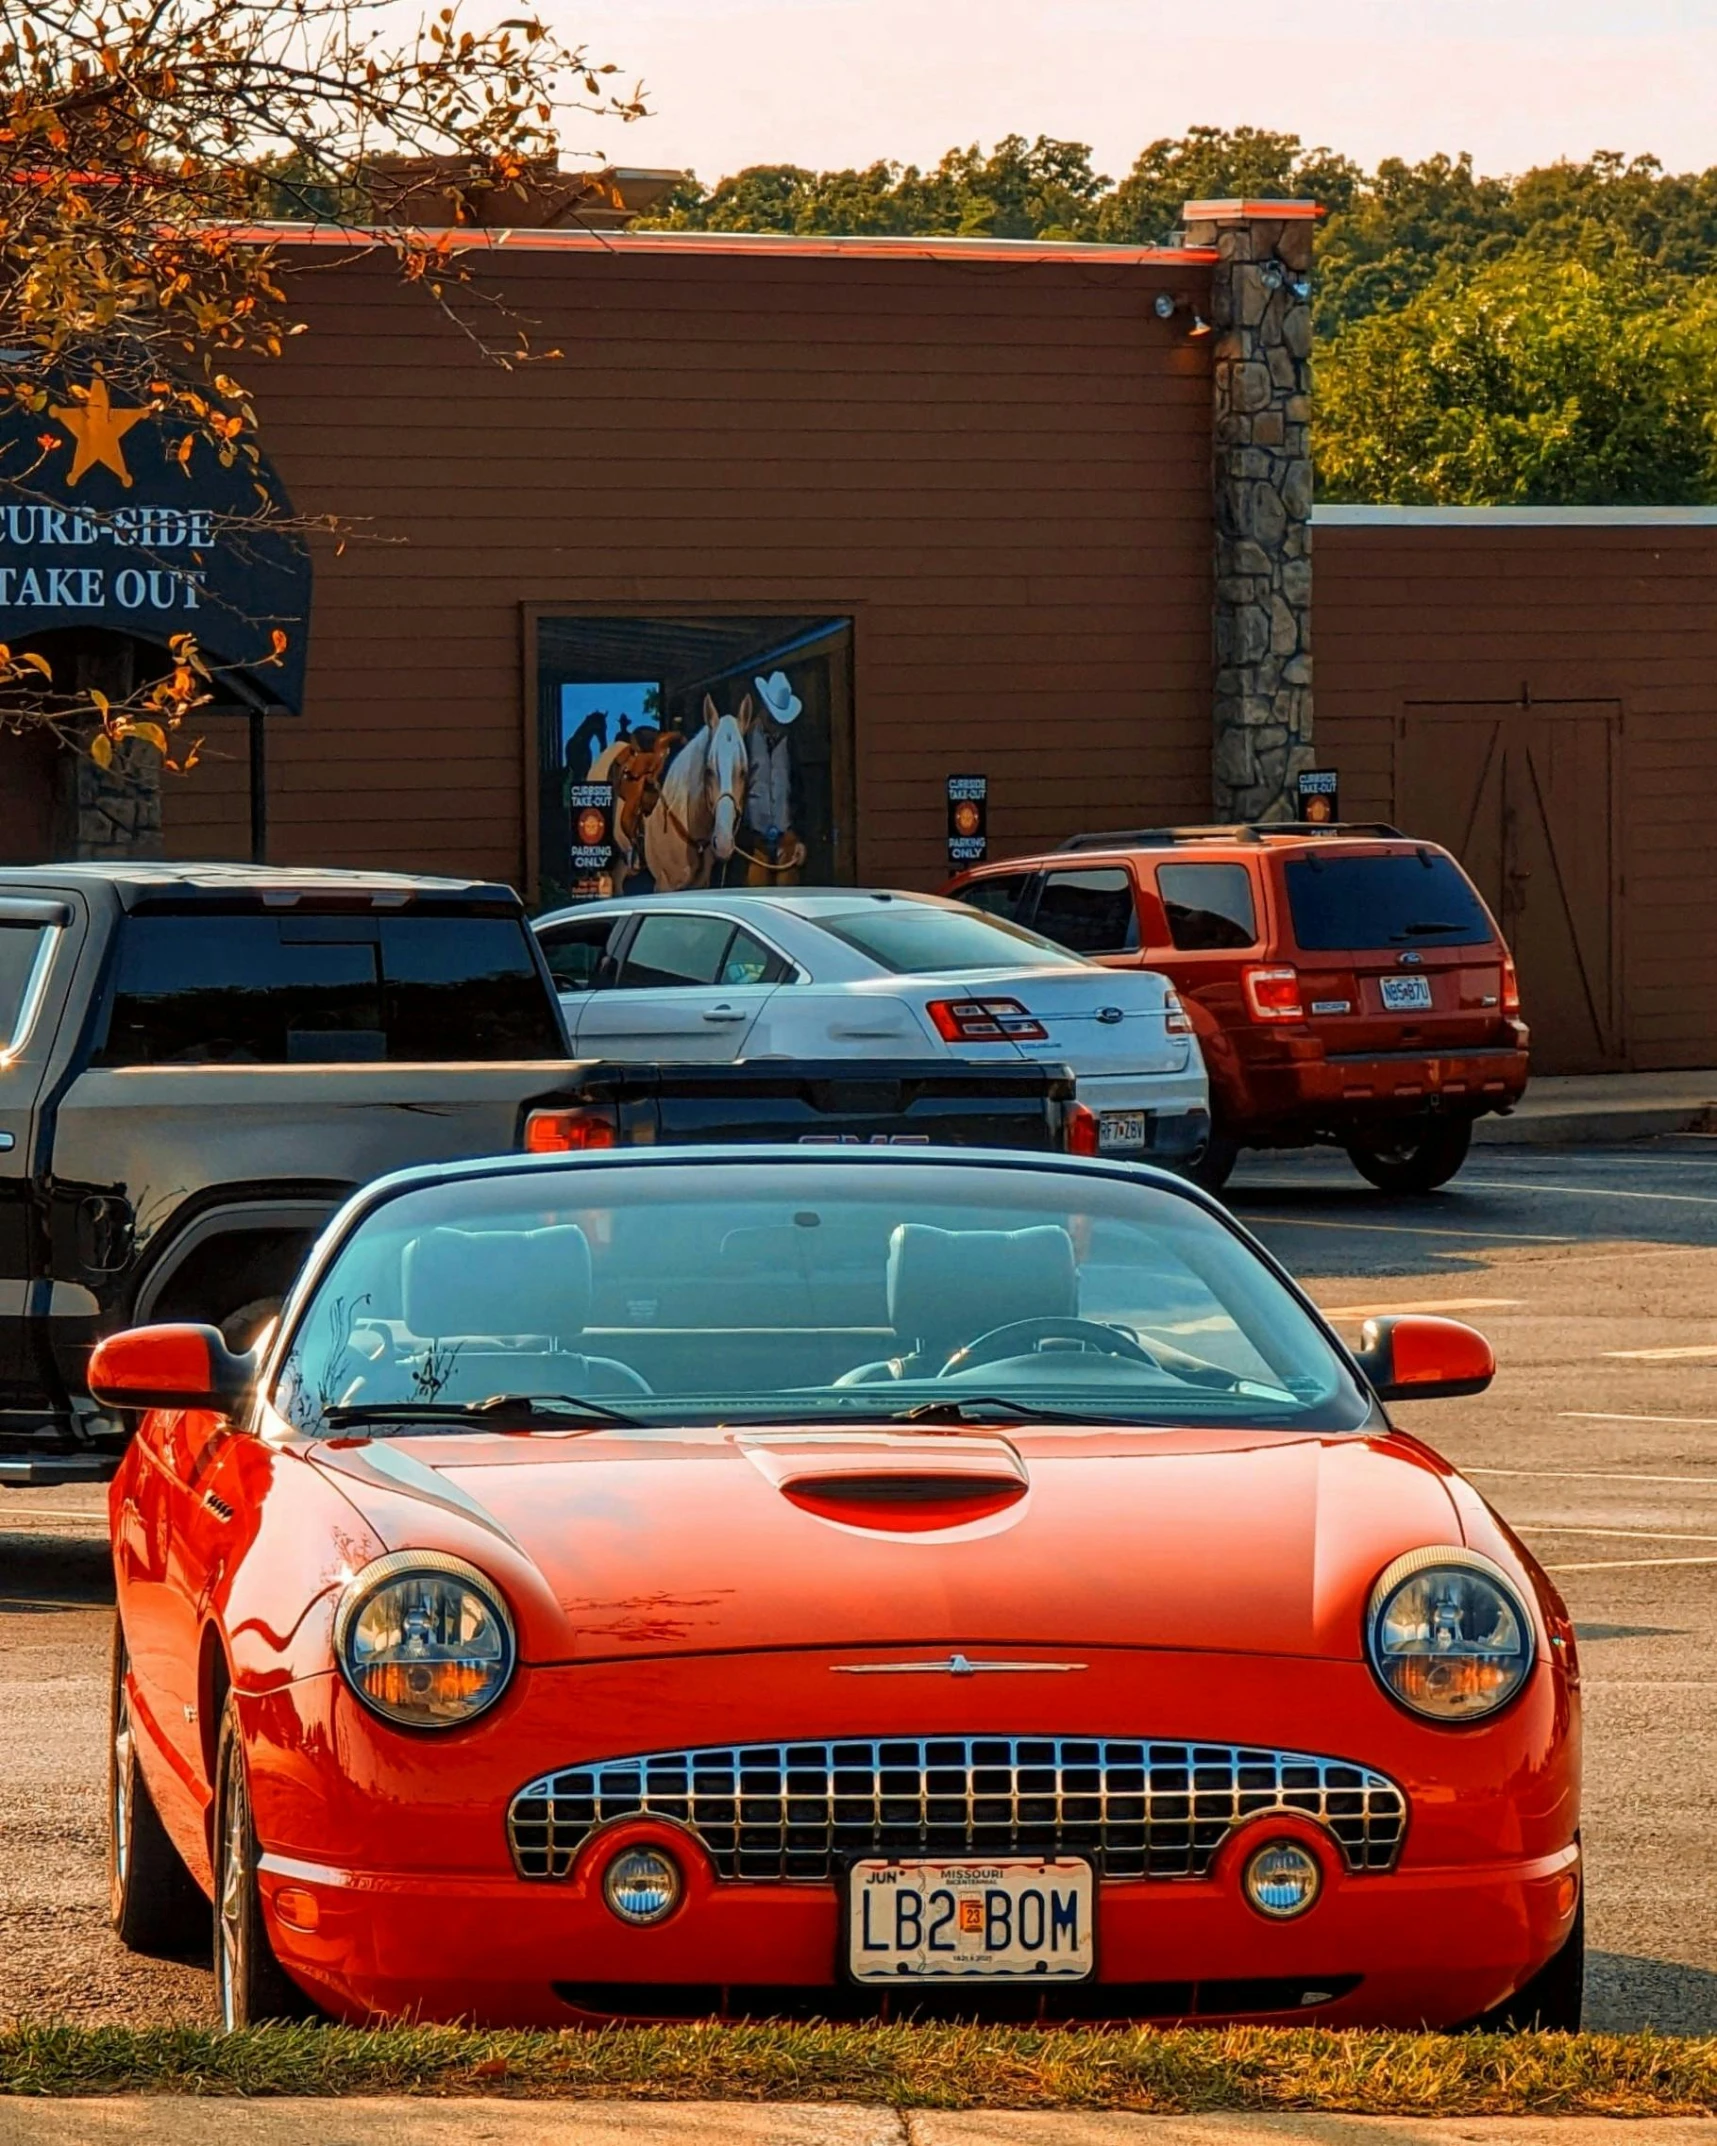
{"left": 507, "top": 1737, "right": 1407, "bottom": 1883}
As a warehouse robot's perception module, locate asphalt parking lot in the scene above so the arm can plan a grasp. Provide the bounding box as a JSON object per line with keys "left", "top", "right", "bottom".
{"left": 5, "top": 1136, "right": 1717, "bottom": 2031}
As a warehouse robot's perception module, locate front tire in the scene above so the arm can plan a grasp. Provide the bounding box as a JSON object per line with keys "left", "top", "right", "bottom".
{"left": 212, "top": 1698, "right": 316, "bottom": 2027}
{"left": 109, "top": 1617, "right": 208, "bottom": 1956}
{"left": 1345, "top": 1115, "right": 1473, "bottom": 1194}
{"left": 1470, "top": 1885, "right": 1584, "bottom": 2031}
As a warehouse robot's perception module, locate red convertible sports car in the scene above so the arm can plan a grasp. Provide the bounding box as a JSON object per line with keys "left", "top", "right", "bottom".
{"left": 97, "top": 1146, "right": 1581, "bottom": 2031}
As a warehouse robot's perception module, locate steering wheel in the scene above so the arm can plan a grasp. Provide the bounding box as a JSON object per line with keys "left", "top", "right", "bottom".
{"left": 937, "top": 1316, "right": 1163, "bottom": 1378}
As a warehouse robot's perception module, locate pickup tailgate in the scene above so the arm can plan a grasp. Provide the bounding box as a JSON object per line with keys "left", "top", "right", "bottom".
{"left": 549, "top": 1058, "right": 1078, "bottom": 1150}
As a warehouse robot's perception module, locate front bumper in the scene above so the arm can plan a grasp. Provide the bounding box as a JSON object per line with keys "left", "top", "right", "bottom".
{"left": 242, "top": 1643, "right": 1578, "bottom": 2030}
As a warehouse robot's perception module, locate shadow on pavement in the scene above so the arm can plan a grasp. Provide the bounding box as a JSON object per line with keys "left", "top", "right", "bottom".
{"left": 1588, "top": 1951, "right": 1717, "bottom": 2033}
{"left": 0, "top": 1525, "right": 112, "bottom": 1613}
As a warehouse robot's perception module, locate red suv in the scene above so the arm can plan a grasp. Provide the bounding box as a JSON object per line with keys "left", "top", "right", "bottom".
{"left": 946, "top": 823, "right": 1529, "bottom": 1192}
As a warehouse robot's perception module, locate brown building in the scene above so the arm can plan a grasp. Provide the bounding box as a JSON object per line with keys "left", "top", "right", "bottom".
{"left": 4, "top": 203, "right": 1715, "bottom": 1074}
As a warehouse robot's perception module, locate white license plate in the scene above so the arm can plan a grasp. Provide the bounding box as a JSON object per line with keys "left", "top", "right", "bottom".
{"left": 1098, "top": 1110, "right": 1149, "bottom": 1151}
{"left": 1379, "top": 975, "right": 1433, "bottom": 1012}
{"left": 847, "top": 1858, "right": 1094, "bottom": 1983}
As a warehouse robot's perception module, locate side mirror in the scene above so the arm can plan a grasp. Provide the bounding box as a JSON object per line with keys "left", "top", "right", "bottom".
{"left": 87, "top": 1323, "right": 256, "bottom": 1414}
{"left": 1355, "top": 1313, "right": 1495, "bottom": 1402}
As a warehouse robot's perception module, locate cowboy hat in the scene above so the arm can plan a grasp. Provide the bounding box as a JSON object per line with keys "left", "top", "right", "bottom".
{"left": 753, "top": 670, "right": 803, "bottom": 725}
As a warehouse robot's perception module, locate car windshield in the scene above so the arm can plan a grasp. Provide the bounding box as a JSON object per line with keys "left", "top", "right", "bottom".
{"left": 1284, "top": 853, "right": 1494, "bottom": 952}
{"left": 271, "top": 1159, "right": 1368, "bottom": 1436}
{"left": 814, "top": 902, "right": 1087, "bottom": 976}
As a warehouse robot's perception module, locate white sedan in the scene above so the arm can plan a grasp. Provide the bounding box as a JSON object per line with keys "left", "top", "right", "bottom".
{"left": 533, "top": 890, "right": 1210, "bottom": 1167}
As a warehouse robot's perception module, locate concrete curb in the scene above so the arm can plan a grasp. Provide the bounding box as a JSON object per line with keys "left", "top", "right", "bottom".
{"left": 4, "top": 2114, "right": 1717, "bottom": 2146}
{"left": 1474, "top": 1104, "right": 1717, "bottom": 1146}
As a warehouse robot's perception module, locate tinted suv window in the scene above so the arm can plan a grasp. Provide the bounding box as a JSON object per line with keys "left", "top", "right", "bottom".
{"left": 1033, "top": 868, "right": 1139, "bottom": 955}
{"left": 96, "top": 911, "right": 562, "bottom": 1066}
{"left": 1157, "top": 864, "right": 1258, "bottom": 951}
{"left": 1285, "top": 853, "right": 1494, "bottom": 951}
{"left": 958, "top": 873, "right": 1036, "bottom": 924}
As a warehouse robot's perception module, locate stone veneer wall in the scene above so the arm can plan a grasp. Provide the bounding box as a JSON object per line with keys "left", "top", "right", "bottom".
{"left": 1182, "top": 200, "right": 1317, "bottom": 822}
{"left": 73, "top": 737, "right": 163, "bottom": 859}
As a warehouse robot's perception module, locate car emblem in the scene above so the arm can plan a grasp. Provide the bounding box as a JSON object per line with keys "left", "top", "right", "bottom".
{"left": 1398, "top": 951, "right": 1424, "bottom": 966}
{"left": 1096, "top": 1007, "right": 1124, "bottom": 1024}
{"left": 832, "top": 1654, "right": 1087, "bottom": 1676}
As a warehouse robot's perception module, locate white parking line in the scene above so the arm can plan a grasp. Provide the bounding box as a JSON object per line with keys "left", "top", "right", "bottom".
{"left": 1563, "top": 1411, "right": 1717, "bottom": 1426}
{"left": 1544, "top": 1555, "right": 1717, "bottom": 1573}
{"left": 1469, "top": 1466, "right": 1717, "bottom": 1485}
{"left": 1518, "top": 1524, "right": 1717, "bottom": 1544}
{"left": 1604, "top": 1344, "right": 1717, "bottom": 1361}
{"left": 1319, "top": 1296, "right": 1523, "bottom": 1320}
{"left": 1247, "top": 1212, "right": 1572, "bottom": 1244}
{"left": 1464, "top": 1176, "right": 1717, "bottom": 1207}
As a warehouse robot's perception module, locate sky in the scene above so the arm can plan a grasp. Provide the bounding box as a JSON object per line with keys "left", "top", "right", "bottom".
{"left": 559, "top": 0, "right": 1717, "bottom": 186}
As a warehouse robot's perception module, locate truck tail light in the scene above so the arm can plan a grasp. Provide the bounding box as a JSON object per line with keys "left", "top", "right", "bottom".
{"left": 1243, "top": 965, "right": 1304, "bottom": 1022}
{"left": 524, "top": 1107, "right": 619, "bottom": 1153}
{"left": 925, "top": 996, "right": 1049, "bottom": 1043}
{"left": 1501, "top": 955, "right": 1521, "bottom": 1017}
{"left": 1164, "top": 991, "right": 1193, "bottom": 1036}
{"left": 1068, "top": 1104, "right": 1101, "bottom": 1156}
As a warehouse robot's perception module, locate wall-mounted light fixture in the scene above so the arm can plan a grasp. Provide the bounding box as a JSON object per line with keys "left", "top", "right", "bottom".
{"left": 1258, "top": 260, "right": 1286, "bottom": 292}
{"left": 1153, "top": 291, "right": 1177, "bottom": 320}
{"left": 1154, "top": 292, "right": 1211, "bottom": 336}
{"left": 1291, "top": 275, "right": 1313, "bottom": 301}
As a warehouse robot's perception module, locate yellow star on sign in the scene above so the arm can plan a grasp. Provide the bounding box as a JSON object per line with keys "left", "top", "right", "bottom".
{"left": 49, "top": 376, "right": 147, "bottom": 489}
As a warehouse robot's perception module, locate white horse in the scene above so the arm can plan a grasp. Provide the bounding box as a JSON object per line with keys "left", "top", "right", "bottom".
{"left": 642, "top": 694, "right": 751, "bottom": 891}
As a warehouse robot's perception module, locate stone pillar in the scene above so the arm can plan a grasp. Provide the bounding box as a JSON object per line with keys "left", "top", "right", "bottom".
{"left": 1182, "top": 198, "right": 1318, "bottom": 822}
{"left": 74, "top": 738, "right": 163, "bottom": 859}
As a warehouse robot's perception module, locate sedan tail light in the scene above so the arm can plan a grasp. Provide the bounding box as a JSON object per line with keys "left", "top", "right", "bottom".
{"left": 524, "top": 1107, "right": 619, "bottom": 1153}
{"left": 1243, "top": 965, "right": 1305, "bottom": 1022}
{"left": 925, "top": 996, "right": 1048, "bottom": 1043}
{"left": 1164, "top": 991, "right": 1193, "bottom": 1036}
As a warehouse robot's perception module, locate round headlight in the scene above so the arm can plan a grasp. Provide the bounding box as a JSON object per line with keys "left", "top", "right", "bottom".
{"left": 1242, "top": 1837, "right": 1322, "bottom": 1919}
{"left": 1367, "top": 1547, "right": 1534, "bottom": 1722}
{"left": 334, "top": 1552, "right": 515, "bottom": 1729}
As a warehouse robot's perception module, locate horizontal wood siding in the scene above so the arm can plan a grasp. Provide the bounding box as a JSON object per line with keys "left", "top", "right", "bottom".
{"left": 1318, "top": 524, "right": 1717, "bottom": 1070}
{"left": 163, "top": 249, "right": 1214, "bottom": 888}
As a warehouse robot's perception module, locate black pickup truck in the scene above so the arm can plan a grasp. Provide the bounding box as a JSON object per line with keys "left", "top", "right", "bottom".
{"left": 0, "top": 863, "right": 1075, "bottom": 1482}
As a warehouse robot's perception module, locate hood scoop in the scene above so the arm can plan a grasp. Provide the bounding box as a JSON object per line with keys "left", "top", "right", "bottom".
{"left": 739, "top": 1429, "right": 1028, "bottom": 1533}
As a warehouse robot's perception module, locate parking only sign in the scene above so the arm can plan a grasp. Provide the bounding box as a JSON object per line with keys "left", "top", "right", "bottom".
{"left": 947, "top": 774, "right": 988, "bottom": 864}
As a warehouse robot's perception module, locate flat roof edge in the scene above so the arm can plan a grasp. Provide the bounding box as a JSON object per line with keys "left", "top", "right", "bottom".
{"left": 1316, "top": 505, "right": 1717, "bottom": 527}
{"left": 211, "top": 222, "right": 1218, "bottom": 266}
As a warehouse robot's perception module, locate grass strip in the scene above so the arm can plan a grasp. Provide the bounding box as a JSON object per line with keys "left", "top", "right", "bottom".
{"left": 4, "top": 2023, "right": 1717, "bottom": 2112}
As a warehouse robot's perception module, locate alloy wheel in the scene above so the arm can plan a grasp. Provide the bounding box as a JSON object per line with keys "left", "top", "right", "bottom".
{"left": 217, "top": 1758, "right": 248, "bottom": 2029}
{"left": 110, "top": 1675, "right": 132, "bottom": 1889}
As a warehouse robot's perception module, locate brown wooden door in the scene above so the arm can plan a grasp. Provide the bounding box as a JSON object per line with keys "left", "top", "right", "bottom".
{"left": 1396, "top": 700, "right": 1621, "bottom": 1073}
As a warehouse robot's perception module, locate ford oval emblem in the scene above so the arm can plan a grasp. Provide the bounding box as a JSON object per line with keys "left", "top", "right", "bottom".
{"left": 1096, "top": 1006, "right": 1125, "bottom": 1024}
{"left": 1398, "top": 952, "right": 1424, "bottom": 967}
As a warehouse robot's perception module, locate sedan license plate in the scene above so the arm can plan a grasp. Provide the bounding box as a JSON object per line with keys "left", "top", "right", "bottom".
{"left": 1379, "top": 975, "right": 1433, "bottom": 1012}
{"left": 1098, "top": 1110, "right": 1149, "bottom": 1152}
{"left": 848, "top": 1858, "right": 1094, "bottom": 1983}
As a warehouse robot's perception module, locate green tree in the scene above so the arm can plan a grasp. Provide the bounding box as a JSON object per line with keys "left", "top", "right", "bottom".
{"left": 1316, "top": 248, "right": 1717, "bottom": 504}
{"left": 1097, "top": 125, "right": 1358, "bottom": 245}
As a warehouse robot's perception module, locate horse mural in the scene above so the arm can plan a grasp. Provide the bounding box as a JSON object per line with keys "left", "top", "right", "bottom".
{"left": 590, "top": 728, "right": 684, "bottom": 890}
{"left": 641, "top": 694, "right": 752, "bottom": 892}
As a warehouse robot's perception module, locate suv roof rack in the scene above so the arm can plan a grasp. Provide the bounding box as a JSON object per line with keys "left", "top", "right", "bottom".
{"left": 1057, "top": 822, "right": 1405, "bottom": 852}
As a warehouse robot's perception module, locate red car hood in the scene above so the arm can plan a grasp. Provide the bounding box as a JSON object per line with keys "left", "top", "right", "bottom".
{"left": 309, "top": 1423, "right": 1465, "bottom": 1666}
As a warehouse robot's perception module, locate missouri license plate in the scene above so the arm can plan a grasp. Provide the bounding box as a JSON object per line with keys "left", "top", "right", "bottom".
{"left": 1098, "top": 1110, "right": 1149, "bottom": 1151}
{"left": 1379, "top": 975, "right": 1433, "bottom": 1012}
{"left": 847, "top": 1858, "right": 1094, "bottom": 1983}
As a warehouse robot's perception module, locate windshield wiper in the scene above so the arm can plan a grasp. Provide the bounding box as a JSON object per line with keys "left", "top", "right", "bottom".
{"left": 322, "top": 1392, "right": 644, "bottom": 1431}
{"left": 1390, "top": 920, "right": 1467, "bottom": 938}
{"left": 894, "top": 1396, "right": 1125, "bottom": 1425}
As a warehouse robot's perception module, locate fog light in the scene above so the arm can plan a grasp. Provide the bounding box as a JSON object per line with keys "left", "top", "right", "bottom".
{"left": 1242, "top": 1838, "right": 1322, "bottom": 1919}
{"left": 603, "top": 1845, "right": 682, "bottom": 1925}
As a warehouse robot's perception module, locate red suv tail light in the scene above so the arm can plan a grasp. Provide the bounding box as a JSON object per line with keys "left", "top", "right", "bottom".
{"left": 1068, "top": 1103, "right": 1101, "bottom": 1156}
{"left": 1243, "top": 965, "right": 1304, "bottom": 1022}
{"left": 926, "top": 996, "right": 1049, "bottom": 1043}
{"left": 524, "top": 1107, "right": 619, "bottom": 1153}
{"left": 1501, "top": 954, "right": 1521, "bottom": 1017}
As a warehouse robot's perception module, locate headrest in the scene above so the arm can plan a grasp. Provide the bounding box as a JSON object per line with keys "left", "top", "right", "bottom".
{"left": 886, "top": 1224, "right": 1077, "bottom": 1356}
{"left": 402, "top": 1226, "right": 593, "bottom": 1341}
